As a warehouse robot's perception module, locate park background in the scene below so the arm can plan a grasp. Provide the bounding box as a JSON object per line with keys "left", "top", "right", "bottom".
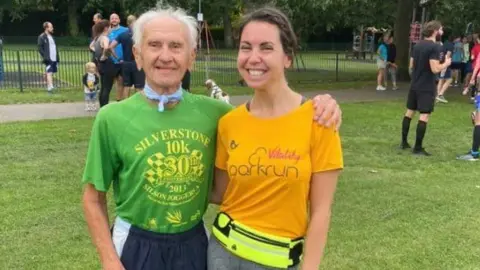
{"left": 2, "top": 0, "right": 480, "bottom": 269}
{"left": 0, "top": 0, "right": 478, "bottom": 94}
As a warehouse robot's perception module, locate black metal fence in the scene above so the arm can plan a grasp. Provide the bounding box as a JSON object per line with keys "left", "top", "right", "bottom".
{"left": 0, "top": 48, "right": 377, "bottom": 91}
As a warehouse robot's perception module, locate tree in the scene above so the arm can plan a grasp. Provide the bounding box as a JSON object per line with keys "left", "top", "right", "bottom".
{"left": 197, "top": 0, "right": 237, "bottom": 48}
{"left": 431, "top": 0, "right": 480, "bottom": 35}
{"left": 393, "top": 0, "right": 415, "bottom": 81}
{"left": 7, "top": 0, "right": 85, "bottom": 36}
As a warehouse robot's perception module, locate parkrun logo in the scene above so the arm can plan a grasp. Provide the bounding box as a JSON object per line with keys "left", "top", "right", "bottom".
{"left": 228, "top": 147, "right": 299, "bottom": 178}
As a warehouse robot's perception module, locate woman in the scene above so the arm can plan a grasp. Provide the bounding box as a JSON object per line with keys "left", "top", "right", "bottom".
{"left": 376, "top": 35, "right": 388, "bottom": 91}
{"left": 90, "top": 19, "right": 118, "bottom": 107}
{"left": 208, "top": 7, "right": 343, "bottom": 270}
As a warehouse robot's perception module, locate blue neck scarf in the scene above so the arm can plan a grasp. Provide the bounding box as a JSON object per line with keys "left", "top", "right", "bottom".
{"left": 143, "top": 83, "right": 183, "bottom": 112}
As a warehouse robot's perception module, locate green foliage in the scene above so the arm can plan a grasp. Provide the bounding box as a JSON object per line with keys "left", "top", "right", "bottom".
{"left": 431, "top": 0, "right": 480, "bottom": 36}
{"left": 2, "top": 0, "right": 480, "bottom": 42}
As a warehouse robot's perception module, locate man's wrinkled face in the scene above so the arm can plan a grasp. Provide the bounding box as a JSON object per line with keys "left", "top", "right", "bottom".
{"left": 133, "top": 17, "right": 195, "bottom": 93}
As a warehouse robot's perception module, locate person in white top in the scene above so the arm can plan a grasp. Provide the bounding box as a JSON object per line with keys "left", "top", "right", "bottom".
{"left": 37, "top": 21, "right": 59, "bottom": 93}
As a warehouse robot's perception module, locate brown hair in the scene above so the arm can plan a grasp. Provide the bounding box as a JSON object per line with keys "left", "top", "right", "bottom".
{"left": 93, "top": 19, "right": 110, "bottom": 39}
{"left": 422, "top": 20, "right": 442, "bottom": 38}
{"left": 238, "top": 7, "right": 297, "bottom": 60}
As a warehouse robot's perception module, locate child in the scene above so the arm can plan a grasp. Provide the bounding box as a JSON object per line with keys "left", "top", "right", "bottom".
{"left": 82, "top": 62, "right": 100, "bottom": 111}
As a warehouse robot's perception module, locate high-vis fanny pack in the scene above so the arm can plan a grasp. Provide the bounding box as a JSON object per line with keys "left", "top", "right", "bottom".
{"left": 212, "top": 212, "right": 304, "bottom": 269}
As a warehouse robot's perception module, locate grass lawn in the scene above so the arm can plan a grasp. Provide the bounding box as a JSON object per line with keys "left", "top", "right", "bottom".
{"left": 1, "top": 96, "right": 479, "bottom": 269}
{"left": 0, "top": 81, "right": 378, "bottom": 105}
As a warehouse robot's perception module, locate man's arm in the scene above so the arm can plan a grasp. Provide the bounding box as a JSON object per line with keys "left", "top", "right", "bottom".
{"left": 109, "top": 39, "right": 119, "bottom": 50}
{"left": 446, "top": 49, "right": 452, "bottom": 59}
{"left": 428, "top": 44, "right": 450, "bottom": 73}
{"left": 37, "top": 35, "right": 45, "bottom": 60}
{"left": 102, "top": 37, "right": 119, "bottom": 60}
{"left": 83, "top": 184, "right": 125, "bottom": 270}
{"left": 89, "top": 39, "right": 96, "bottom": 53}
{"left": 82, "top": 108, "right": 122, "bottom": 269}
{"left": 56, "top": 42, "right": 60, "bottom": 63}
{"left": 430, "top": 58, "right": 451, "bottom": 73}
{"left": 311, "top": 95, "right": 342, "bottom": 130}
{"left": 408, "top": 57, "right": 414, "bottom": 76}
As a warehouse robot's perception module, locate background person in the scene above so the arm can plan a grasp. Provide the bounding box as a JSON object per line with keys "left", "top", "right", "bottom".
{"left": 82, "top": 62, "right": 100, "bottom": 111}
{"left": 37, "top": 21, "right": 59, "bottom": 93}
{"left": 436, "top": 36, "right": 454, "bottom": 103}
{"left": 451, "top": 35, "right": 464, "bottom": 86}
{"left": 108, "top": 13, "right": 129, "bottom": 101}
{"left": 386, "top": 35, "right": 398, "bottom": 90}
{"left": 376, "top": 36, "right": 388, "bottom": 91}
{"left": 110, "top": 15, "right": 145, "bottom": 98}
{"left": 91, "top": 19, "right": 117, "bottom": 107}
{"left": 400, "top": 20, "right": 450, "bottom": 156}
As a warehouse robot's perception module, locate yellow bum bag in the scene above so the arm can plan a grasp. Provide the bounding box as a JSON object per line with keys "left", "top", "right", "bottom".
{"left": 212, "top": 212, "right": 304, "bottom": 269}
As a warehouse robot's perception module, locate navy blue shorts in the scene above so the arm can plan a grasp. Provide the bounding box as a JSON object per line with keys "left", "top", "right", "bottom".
{"left": 45, "top": 61, "right": 57, "bottom": 73}
{"left": 465, "top": 62, "right": 474, "bottom": 74}
{"left": 122, "top": 61, "right": 145, "bottom": 89}
{"left": 439, "top": 68, "right": 452, "bottom": 79}
{"left": 113, "top": 217, "right": 208, "bottom": 270}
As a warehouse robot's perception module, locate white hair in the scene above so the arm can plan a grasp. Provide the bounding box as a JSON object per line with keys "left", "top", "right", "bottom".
{"left": 132, "top": 6, "right": 198, "bottom": 50}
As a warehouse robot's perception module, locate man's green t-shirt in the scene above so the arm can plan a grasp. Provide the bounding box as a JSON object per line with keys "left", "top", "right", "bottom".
{"left": 82, "top": 92, "right": 233, "bottom": 233}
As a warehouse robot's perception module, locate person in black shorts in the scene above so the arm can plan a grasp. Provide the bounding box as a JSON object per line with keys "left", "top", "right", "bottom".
{"left": 400, "top": 20, "right": 451, "bottom": 156}
{"left": 110, "top": 15, "right": 145, "bottom": 98}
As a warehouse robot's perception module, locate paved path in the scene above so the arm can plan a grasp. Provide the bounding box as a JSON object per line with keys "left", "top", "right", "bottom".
{"left": 0, "top": 88, "right": 407, "bottom": 123}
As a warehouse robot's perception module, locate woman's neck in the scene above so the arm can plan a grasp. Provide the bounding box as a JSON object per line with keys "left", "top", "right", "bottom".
{"left": 249, "top": 79, "right": 302, "bottom": 118}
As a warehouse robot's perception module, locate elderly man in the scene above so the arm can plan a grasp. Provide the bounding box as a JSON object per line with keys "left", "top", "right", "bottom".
{"left": 82, "top": 6, "right": 342, "bottom": 270}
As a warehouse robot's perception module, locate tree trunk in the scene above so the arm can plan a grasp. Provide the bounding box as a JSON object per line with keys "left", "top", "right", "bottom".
{"left": 67, "top": 0, "right": 79, "bottom": 36}
{"left": 223, "top": 7, "right": 234, "bottom": 49}
{"left": 394, "top": 0, "right": 415, "bottom": 81}
{"left": 359, "top": 26, "right": 365, "bottom": 59}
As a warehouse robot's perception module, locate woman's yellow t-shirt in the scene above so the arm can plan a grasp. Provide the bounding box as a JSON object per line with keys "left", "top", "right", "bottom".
{"left": 215, "top": 100, "right": 344, "bottom": 239}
